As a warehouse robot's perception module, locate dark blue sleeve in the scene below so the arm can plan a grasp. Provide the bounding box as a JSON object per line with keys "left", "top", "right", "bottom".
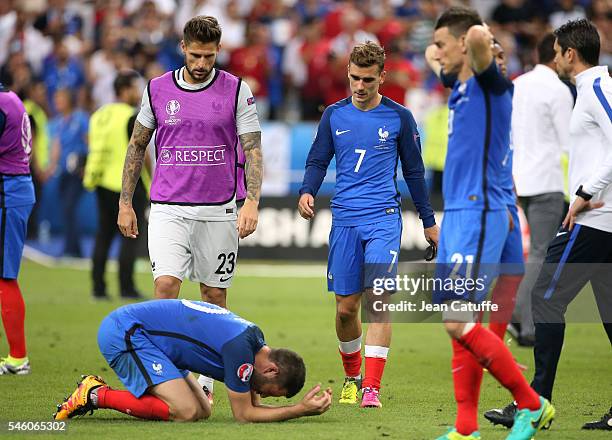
{"left": 0, "top": 110, "right": 6, "bottom": 139}
{"left": 398, "top": 111, "right": 436, "bottom": 228}
{"left": 221, "top": 326, "right": 265, "bottom": 394}
{"left": 299, "top": 106, "right": 335, "bottom": 196}
{"left": 475, "top": 61, "right": 513, "bottom": 95}
{"left": 440, "top": 72, "right": 458, "bottom": 89}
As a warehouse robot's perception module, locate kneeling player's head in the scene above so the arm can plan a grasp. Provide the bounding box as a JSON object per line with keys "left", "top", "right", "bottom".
{"left": 181, "top": 15, "right": 222, "bottom": 83}
{"left": 251, "top": 348, "right": 306, "bottom": 398}
{"left": 433, "top": 6, "right": 482, "bottom": 76}
{"left": 348, "top": 41, "right": 386, "bottom": 106}
{"left": 553, "top": 19, "right": 600, "bottom": 78}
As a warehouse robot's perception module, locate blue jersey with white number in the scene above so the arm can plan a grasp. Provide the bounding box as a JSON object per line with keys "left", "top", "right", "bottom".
{"left": 443, "top": 62, "right": 513, "bottom": 211}
{"left": 111, "top": 299, "right": 266, "bottom": 393}
{"left": 300, "top": 96, "right": 435, "bottom": 227}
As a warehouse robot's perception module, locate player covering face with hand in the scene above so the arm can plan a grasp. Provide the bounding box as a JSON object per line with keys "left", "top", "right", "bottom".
{"left": 54, "top": 300, "right": 332, "bottom": 423}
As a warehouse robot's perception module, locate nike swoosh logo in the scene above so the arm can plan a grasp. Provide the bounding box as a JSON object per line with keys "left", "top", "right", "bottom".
{"left": 531, "top": 408, "right": 545, "bottom": 429}
{"left": 220, "top": 275, "right": 233, "bottom": 282}
{"left": 336, "top": 129, "right": 350, "bottom": 135}
{"left": 556, "top": 231, "right": 568, "bottom": 237}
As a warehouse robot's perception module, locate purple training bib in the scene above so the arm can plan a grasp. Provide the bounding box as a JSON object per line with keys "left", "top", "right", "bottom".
{"left": 0, "top": 90, "right": 32, "bottom": 175}
{"left": 149, "top": 70, "right": 241, "bottom": 205}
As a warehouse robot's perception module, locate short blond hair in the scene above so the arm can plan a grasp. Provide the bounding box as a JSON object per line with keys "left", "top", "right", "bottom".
{"left": 349, "top": 41, "right": 386, "bottom": 72}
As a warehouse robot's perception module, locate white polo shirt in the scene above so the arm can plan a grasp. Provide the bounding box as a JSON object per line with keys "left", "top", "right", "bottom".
{"left": 569, "top": 65, "right": 612, "bottom": 233}
{"left": 512, "top": 64, "right": 574, "bottom": 197}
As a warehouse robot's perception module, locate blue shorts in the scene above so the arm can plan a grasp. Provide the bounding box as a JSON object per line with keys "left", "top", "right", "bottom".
{"left": 434, "top": 209, "right": 509, "bottom": 304}
{"left": 97, "top": 314, "right": 189, "bottom": 398}
{"left": 1, "top": 204, "right": 33, "bottom": 279}
{"left": 328, "top": 218, "right": 402, "bottom": 296}
{"left": 499, "top": 204, "right": 525, "bottom": 275}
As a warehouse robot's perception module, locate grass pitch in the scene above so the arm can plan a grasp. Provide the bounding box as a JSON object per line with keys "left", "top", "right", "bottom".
{"left": 1, "top": 260, "right": 610, "bottom": 439}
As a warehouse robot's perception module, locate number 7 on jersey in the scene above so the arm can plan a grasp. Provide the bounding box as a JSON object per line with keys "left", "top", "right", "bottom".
{"left": 354, "top": 149, "right": 366, "bottom": 172}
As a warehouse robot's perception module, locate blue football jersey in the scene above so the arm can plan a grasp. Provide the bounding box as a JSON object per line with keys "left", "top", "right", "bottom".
{"left": 500, "top": 84, "right": 516, "bottom": 206}
{"left": 500, "top": 145, "right": 516, "bottom": 206}
{"left": 442, "top": 61, "right": 513, "bottom": 211}
{"left": 111, "top": 299, "right": 266, "bottom": 393}
{"left": 301, "top": 96, "right": 435, "bottom": 228}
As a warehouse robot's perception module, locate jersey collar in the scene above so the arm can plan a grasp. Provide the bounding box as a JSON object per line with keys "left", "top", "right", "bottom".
{"left": 575, "top": 65, "right": 608, "bottom": 89}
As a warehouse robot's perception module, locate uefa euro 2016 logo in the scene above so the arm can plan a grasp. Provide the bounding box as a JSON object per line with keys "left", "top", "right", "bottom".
{"left": 237, "top": 363, "right": 253, "bottom": 382}
{"left": 165, "top": 99, "right": 181, "bottom": 116}
{"left": 160, "top": 149, "right": 172, "bottom": 163}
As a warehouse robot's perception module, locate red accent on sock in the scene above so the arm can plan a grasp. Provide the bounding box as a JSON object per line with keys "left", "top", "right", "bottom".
{"left": 488, "top": 275, "right": 522, "bottom": 340}
{"left": 459, "top": 324, "right": 540, "bottom": 410}
{"left": 0, "top": 279, "right": 26, "bottom": 358}
{"left": 97, "top": 387, "right": 170, "bottom": 420}
{"left": 339, "top": 348, "right": 362, "bottom": 378}
{"left": 362, "top": 356, "right": 386, "bottom": 390}
{"left": 452, "top": 339, "right": 482, "bottom": 435}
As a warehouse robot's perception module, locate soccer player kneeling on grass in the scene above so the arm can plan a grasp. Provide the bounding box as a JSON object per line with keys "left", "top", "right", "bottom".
{"left": 54, "top": 300, "right": 332, "bottom": 422}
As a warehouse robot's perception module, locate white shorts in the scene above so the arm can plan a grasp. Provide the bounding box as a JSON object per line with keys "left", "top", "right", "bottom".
{"left": 148, "top": 209, "right": 238, "bottom": 288}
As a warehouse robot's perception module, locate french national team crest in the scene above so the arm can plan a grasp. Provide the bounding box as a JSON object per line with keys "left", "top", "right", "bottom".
{"left": 165, "top": 99, "right": 181, "bottom": 116}
{"left": 237, "top": 363, "right": 254, "bottom": 382}
{"left": 152, "top": 362, "right": 163, "bottom": 375}
{"left": 378, "top": 127, "right": 389, "bottom": 142}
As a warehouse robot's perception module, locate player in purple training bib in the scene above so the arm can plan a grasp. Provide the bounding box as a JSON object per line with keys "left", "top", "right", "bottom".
{"left": 0, "top": 83, "right": 36, "bottom": 376}
{"left": 118, "top": 15, "right": 263, "bottom": 308}
{"left": 118, "top": 14, "right": 263, "bottom": 403}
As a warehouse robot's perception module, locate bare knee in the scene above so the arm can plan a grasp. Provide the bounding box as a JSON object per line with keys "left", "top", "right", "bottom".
{"left": 444, "top": 321, "right": 467, "bottom": 340}
{"left": 171, "top": 405, "right": 202, "bottom": 422}
{"left": 364, "top": 292, "right": 391, "bottom": 323}
{"left": 336, "top": 297, "right": 360, "bottom": 324}
{"left": 155, "top": 276, "right": 181, "bottom": 299}
{"left": 200, "top": 285, "right": 226, "bottom": 308}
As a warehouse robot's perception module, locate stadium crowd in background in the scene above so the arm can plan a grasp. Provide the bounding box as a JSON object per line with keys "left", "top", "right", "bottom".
{"left": 1, "top": 0, "right": 610, "bottom": 124}
{"left": 1, "top": 2, "right": 610, "bottom": 246}
{"left": 2, "top": 0, "right": 612, "bottom": 434}
{"left": 1, "top": 1, "right": 607, "bottom": 179}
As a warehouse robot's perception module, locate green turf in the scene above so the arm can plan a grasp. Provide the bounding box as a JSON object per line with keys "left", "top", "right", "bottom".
{"left": 1, "top": 260, "right": 610, "bottom": 439}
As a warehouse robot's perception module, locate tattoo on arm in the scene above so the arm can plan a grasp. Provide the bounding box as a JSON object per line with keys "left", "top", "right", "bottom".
{"left": 240, "top": 131, "right": 263, "bottom": 202}
{"left": 120, "top": 121, "right": 154, "bottom": 206}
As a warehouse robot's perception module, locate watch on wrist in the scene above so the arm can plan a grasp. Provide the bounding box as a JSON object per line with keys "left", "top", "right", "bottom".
{"left": 575, "top": 185, "right": 593, "bottom": 201}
